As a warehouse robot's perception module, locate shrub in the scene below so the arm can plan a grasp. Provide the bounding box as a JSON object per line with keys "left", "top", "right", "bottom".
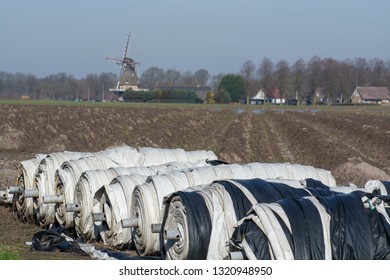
{"left": 123, "top": 90, "right": 203, "bottom": 103}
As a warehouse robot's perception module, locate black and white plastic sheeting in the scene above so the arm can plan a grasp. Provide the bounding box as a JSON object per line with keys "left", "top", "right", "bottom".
{"left": 73, "top": 168, "right": 130, "bottom": 241}
{"left": 51, "top": 153, "right": 181, "bottom": 229}
{"left": 10, "top": 146, "right": 217, "bottom": 227}
{"left": 131, "top": 171, "right": 190, "bottom": 256}
{"left": 229, "top": 188, "right": 390, "bottom": 260}
{"left": 52, "top": 155, "right": 124, "bottom": 228}
{"left": 33, "top": 151, "right": 92, "bottom": 226}
{"left": 130, "top": 163, "right": 337, "bottom": 257}
{"left": 34, "top": 146, "right": 144, "bottom": 227}
{"left": 160, "top": 178, "right": 349, "bottom": 260}
{"left": 88, "top": 161, "right": 210, "bottom": 248}
{"left": 15, "top": 144, "right": 382, "bottom": 261}
{"left": 36, "top": 146, "right": 148, "bottom": 227}
{"left": 137, "top": 147, "right": 217, "bottom": 166}
{"left": 9, "top": 152, "right": 80, "bottom": 220}
{"left": 246, "top": 162, "right": 337, "bottom": 187}
{"left": 94, "top": 173, "right": 149, "bottom": 249}
{"left": 2, "top": 154, "right": 46, "bottom": 217}
{"left": 52, "top": 149, "right": 214, "bottom": 229}
{"left": 364, "top": 180, "right": 390, "bottom": 195}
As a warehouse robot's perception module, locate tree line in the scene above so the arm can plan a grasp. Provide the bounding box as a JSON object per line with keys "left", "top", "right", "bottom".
{"left": 1, "top": 56, "right": 389, "bottom": 103}
{"left": 0, "top": 72, "right": 118, "bottom": 101}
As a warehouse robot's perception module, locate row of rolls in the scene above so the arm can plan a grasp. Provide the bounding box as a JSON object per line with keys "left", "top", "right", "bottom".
{"left": 2, "top": 145, "right": 389, "bottom": 259}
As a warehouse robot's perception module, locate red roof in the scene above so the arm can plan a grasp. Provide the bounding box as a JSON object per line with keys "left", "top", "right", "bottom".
{"left": 356, "top": 87, "right": 390, "bottom": 100}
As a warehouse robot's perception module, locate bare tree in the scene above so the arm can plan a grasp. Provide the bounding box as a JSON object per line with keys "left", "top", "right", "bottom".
{"left": 322, "top": 58, "right": 339, "bottom": 104}
{"left": 85, "top": 73, "right": 100, "bottom": 100}
{"left": 385, "top": 60, "right": 390, "bottom": 89}
{"left": 337, "top": 59, "right": 355, "bottom": 103}
{"left": 256, "top": 58, "right": 274, "bottom": 100}
{"left": 354, "top": 58, "right": 369, "bottom": 86}
{"left": 370, "top": 58, "right": 386, "bottom": 86}
{"left": 99, "top": 72, "right": 117, "bottom": 100}
{"left": 275, "top": 59, "right": 291, "bottom": 101}
{"left": 240, "top": 60, "right": 257, "bottom": 104}
{"left": 291, "top": 58, "right": 307, "bottom": 103}
{"left": 140, "top": 67, "right": 164, "bottom": 90}
{"left": 307, "top": 56, "right": 323, "bottom": 101}
{"left": 180, "top": 71, "right": 195, "bottom": 85}
{"left": 194, "top": 69, "right": 210, "bottom": 86}
{"left": 26, "top": 74, "right": 39, "bottom": 99}
{"left": 163, "top": 69, "right": 182, "bottom": 85}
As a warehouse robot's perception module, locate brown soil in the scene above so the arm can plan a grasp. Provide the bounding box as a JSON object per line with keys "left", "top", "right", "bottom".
{"left": 1, "top": 103, "right": 390, "bottom": 259}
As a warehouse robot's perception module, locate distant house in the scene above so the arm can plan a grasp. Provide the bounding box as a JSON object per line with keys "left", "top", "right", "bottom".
{"left": 269, "top": 88, "right": 285, "bottom": 104}
{"left": 250, "top": 89, "right": 266, "bottom": 105}
{"left": 155, "top": 85, "right": 211, "bottom": 101}
{"left": 20, "top": 95, "right": 30, "bottom": 100}
{"left": 250, "top": 88, "right": 285, "bottom": 104}
{"left": 351, "top": 87, "right": 390, "bottom": 104}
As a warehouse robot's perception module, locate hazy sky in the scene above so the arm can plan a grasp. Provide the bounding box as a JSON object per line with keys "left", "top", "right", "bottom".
{"left": 1, "top": 0, "right": 389, "bottom": 78}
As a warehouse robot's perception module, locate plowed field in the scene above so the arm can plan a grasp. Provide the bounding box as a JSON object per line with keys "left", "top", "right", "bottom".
{"left": 1, "top": 103, "right": 390, "bottom": 259}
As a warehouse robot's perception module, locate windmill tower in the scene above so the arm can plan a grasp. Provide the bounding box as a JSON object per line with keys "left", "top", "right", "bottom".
{"left": 106, "top": 32, "right": 141, "bottom": 100}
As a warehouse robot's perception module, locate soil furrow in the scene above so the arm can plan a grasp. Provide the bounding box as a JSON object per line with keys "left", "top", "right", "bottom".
{"left": 288, "top": 111, "right": 390, "bottom": 173}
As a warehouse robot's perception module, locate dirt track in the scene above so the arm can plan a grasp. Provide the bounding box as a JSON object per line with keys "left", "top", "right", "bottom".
{"left": 1, "top": 103, "right": 390, "bottom": 259}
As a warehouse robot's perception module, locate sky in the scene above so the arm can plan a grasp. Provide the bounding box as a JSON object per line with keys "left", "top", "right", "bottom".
{"left": 1, "top": 0, "right": 389, "bottom": 78}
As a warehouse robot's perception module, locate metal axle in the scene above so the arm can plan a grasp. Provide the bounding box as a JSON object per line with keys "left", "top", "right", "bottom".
{"left": 23, "top": 189, "right": 39, "bottom": 198}
{"left": 164, "top": 228, "right": 181, "bottom": 240}
{"left": 42, "top": 195, "right": 63, "bottom": 204}
{"left": 92, "top": 212, "right": 106, "bottom": 222}
{"left": 8, "top": 186, "right": 22, "bottom": 195}
{"left": 151, "top": 223, "right": 162, "bottom": 233}
{"left": 121, "top": 218, "right": 139, "bottom": 228}
{"left": 65, "top": 203, "right": 81, "bottom": 212}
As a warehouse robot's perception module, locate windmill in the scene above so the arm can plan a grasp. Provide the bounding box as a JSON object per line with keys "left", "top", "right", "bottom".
{"left": 106, "top": 32, "right": 141, "bottom": 100}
